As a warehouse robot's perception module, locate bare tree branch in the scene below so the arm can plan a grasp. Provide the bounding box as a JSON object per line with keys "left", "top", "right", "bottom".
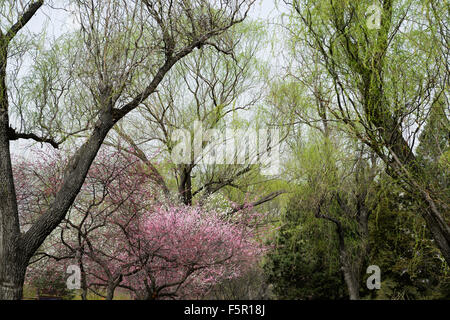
{"left": 8, "top": 127, "right": 59, "bottom": 149}
{"left": 5, "top": 0, "right": 44, "bottom": 41}
{"left": 229, "top": 190, "right": 286, "bottom": 215}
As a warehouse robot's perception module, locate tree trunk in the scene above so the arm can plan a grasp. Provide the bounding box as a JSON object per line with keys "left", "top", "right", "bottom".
{"left": 178, "top": 166, "right": 192, "bottom": 205}
{"left": 106, "top": 275, "right": 123, "bottom": 300}
{"left": 81, "top": 287, "right": 88, "bottom": 301}
{"left": 421, "top": 206, "right": 450, "bottom": 265}
{"left": 338, "top": 232, "right": 360, "bottom": 300}
{"left": 316, "top": 203, "right": 362, "bottom": 300}
{"left": 341, "top": 263, "right": 360, "bottom": 300}
{"left": 106, "top": 284, "right": 115, "bottom": 300}
{"left": 0, "top": 262, "right": 26, "bottom": 300}
{"left": 79, "top": 262, "right": 88, "bottom": 300}
{"left": 0, "top": 41, "right": 26, "bottom": 300}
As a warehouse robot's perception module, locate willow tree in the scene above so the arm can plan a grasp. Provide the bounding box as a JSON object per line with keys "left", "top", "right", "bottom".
{"left": 283, "top": 0, "right": 449, "bottom": 264}
{"left": 267, "top": 74, "right": 380, "bottom": 299}
{"left": 0, "top": 0, "right": 255, "bottom": 299}
{"left": 106, "top": 21, "right": 275, "bottom": 207}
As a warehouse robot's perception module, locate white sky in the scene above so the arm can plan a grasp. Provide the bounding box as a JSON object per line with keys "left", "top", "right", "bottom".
{"left": 250, "top": 0, "right": 279, "bottom": 19}
{"left": 23, "top": 1, "right": 282, "bottom": 35}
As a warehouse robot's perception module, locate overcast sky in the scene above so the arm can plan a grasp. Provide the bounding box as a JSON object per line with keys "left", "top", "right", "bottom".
{"left": 250, "top": 0, "right": 279, "bottom": 19}
{"left": 23, "top": 1, "right": 282, "bottom": 37}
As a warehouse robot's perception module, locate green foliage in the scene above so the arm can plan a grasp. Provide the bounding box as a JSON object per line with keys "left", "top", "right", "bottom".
{"left": 416, "top": 95, "right": 450, "bottom": 190}
{"left": 264, "top": 193, "right": 347, "bottom": 300}
{"left": 364, "top": 178, "right": 450, "bottom": 300}
{"left": 265, "top": 0, "right": 450, "bottom": 301}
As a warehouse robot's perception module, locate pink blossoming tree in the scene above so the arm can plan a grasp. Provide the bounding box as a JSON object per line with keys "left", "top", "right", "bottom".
{"left": 15, "top": 147, "right": 266, "bottom": 299}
